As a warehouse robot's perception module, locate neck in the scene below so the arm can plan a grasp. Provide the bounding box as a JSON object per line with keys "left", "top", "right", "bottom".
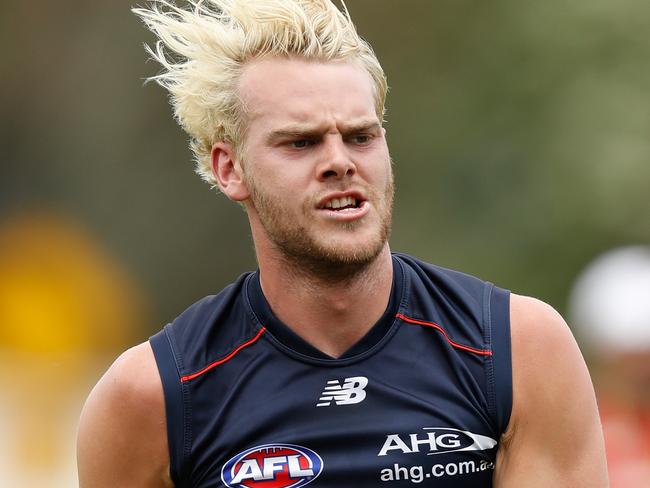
{"left": 258, "top": 244, "right": 394, "bottom": 358}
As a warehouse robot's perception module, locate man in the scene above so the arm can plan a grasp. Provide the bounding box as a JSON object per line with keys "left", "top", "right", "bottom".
{"left": 77, "top": 1, "right": 608, "bottom": 486}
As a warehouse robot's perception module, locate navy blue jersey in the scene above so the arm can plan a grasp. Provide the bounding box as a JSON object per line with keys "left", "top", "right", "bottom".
{"left": 150, "top": 253, "right": 511, "bottom": 487}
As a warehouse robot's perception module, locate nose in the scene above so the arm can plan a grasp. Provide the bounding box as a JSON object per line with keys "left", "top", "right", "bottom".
{"left": 317, "top": 136, "right": 356, "bottom": 181}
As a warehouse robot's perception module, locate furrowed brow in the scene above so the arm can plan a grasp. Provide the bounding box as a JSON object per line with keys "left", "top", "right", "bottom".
{"left": 266, "top": 119, "right": 382, "bottom": 145}
{"left": 266, "top": 126, "right": 324, "bottom": 145}
{"left": 340, "top": 120, "right": 382, "bottom": 135}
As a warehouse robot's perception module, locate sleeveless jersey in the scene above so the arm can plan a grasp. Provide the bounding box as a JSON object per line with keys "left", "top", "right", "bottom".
{"left": 150, "top": 253, "right": 512, "bottom": 487}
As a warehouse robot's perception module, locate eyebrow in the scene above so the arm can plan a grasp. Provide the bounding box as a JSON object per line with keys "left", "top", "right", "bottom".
{"left": 266, "top": 119, "right": 382, "bottom": 145}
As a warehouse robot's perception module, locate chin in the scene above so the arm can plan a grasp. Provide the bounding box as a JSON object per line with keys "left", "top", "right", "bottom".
{"left": 280, "top": 227, "right": 388, "bottom": 278}
{"left": 321, "top": 241, "right": 384, "bottom": 265}
{"left": 257, "top": 200, "right": 392, "bottom": 278}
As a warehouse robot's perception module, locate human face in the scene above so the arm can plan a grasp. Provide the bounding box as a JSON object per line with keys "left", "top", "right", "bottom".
{"left": 237, "top": 57, "right": 393, "bottom": 275}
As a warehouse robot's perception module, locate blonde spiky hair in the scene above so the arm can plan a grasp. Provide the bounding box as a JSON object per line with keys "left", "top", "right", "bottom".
{"left": 132, "top": 0, "right": 388, "bottom": 187}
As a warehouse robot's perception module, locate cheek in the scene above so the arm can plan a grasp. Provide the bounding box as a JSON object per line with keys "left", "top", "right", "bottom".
{"left": 246, "top": 148, "right": 313, "bottom": 188}
{"left": 366, "top": 153, "right": 392, "bottom": 188}
{"left": 249, "top": 168, "right": 310, "bottom": 211}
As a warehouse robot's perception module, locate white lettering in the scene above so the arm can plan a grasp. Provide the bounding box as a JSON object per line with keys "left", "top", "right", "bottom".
{"left": 336, "top": 377, "right": 368, "bottom": 404}
{"left": 393, "top": 463, "right": 409, "bottom": 481}
{"left": 317, "top": 376, "right": 369, "bottom": 407}
{"left": 287, "top": 455, "right": 313, "bottom": 477}
{"left": 262, "top": 456, "right": 286, "bottom": 479}
{"left": 409, "top": 432, "right": 438, "bottom": 453}
{"left": 446, "top": 463, "right": 458, "bottom": 476}
{"left": 409, "top": 465, "right": 424, "bottom": 483}
{"left": 378, "top": 428, "right": 497, "bottom": 457}
{"left": 436, "top": 433, "right": 461, "bottom": 449}
{"left": 378, "top": 435, "right": 413, "bottom": 456}
{"left": 231, "top": 460, "right": 263, "bottom": 484}
{"left": 380, "top": 468, "right": 394, "bottom": 481}
{"left": 379, "top": 461, "right": 488, "bottom": 482}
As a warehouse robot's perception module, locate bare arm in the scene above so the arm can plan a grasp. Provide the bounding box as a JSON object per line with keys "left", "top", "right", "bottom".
{"left": 77, "top": 342, "right": 173, "bottom": 488}
{"left": 494, "top": 294, "right": 608, "bottom": 487}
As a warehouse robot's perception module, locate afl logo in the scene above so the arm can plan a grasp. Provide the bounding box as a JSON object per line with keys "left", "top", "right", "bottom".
{"left": 221, "top": 443, "right": 323, "bottom": 488}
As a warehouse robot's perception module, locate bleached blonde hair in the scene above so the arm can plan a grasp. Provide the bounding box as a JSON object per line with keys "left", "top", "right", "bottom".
{"left": 132, "top": 0, "right": 388, "bottom": 187}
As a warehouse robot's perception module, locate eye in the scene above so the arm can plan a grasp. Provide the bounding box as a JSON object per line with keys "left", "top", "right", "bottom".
{"left": 290, "top": 139, "right": 314, "bottom": 149}
{"left": 350, "top": 134, "right": 372, "bottom": 145}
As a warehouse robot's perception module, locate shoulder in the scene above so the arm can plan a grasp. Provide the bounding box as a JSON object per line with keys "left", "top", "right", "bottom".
{"left": 165, "top": 272, "right": 256, "bottom": 356}
{"left": 77, "top": 342, "right": 172, "bottom": 488}
{"left": 508, "top": 294, "right": 592, "bottom": 407}
{"left": 394, "top": 252, "right": 487, "bottom": 288}
{"left": 97, "top": 341, "right": 164, "bottom": 411}
{"left": 494, "top": 294, "right": 608, "bottom": 487}
{"left": 507, "top": 293, "right": 592, "bottom": 421}
{"left": 394, "top": 253, "right": 490, "bottom": 310}
{"left": 509, "top": 293, "right": 575, "bottom": 359}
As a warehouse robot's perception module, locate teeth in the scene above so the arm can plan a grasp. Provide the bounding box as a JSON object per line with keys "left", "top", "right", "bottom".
{"left": 324, "top": 196, "right": 358, "bottom": 210}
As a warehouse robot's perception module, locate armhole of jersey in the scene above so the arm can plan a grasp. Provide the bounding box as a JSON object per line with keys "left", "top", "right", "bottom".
{"left": 149, "top": 326, "right": 191, "bottom": 487}
{"left": 485, "top": 284, "right": 513, "bottom": 436}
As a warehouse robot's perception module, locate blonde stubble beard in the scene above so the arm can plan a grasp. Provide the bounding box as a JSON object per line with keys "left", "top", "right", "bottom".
{"left": 244, "top": 170, "right": 394, "bottom": 284}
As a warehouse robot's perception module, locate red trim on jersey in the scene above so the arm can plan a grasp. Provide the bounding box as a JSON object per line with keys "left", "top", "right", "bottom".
{"left": 396, "top": 313, "right": 493, "bottom": 356}
{"left": 180, "top": 327, "right": 267, "bottom": 382}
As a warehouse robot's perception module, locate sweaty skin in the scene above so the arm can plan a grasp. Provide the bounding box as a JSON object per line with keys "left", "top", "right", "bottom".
{"left": 77, "top": 57, "right": 608, "bottom": 487}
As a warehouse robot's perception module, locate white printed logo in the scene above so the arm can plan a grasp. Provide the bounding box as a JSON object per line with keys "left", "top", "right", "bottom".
{"left": 221, "top": 444, "right": 323, "bottom": 488}
{"left": 316, "top": 376, "right": 368, "bottom": 407}
{"left": 378, "top": 428, "right": 497, "bottom": 457}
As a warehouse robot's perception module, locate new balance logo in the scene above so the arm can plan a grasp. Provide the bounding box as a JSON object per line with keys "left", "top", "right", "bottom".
{"left": 316, "top": 376, "right": 368, "bottom": 407}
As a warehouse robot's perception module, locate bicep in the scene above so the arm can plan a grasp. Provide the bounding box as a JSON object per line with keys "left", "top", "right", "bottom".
{"left": 494, "top": 295, "right": 608, "bottom": 487}
{"left": 77, "top": 343, "right": 172, "bottom": 488}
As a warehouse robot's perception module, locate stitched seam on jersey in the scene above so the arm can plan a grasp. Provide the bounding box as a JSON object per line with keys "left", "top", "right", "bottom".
{"left": 180, "top": 327, "right": 267, "bottom": 382}
{"left": 395, "top": 255, "right": 411, "bottom": 315}
{"left": 396, "top": 313, "right": 493, "bottom": 356}
{"left": 483, "top": 284, "right": 498, "bottom": 430}
{"left": 164, "top": 326, "right": 194, "bottom": 487}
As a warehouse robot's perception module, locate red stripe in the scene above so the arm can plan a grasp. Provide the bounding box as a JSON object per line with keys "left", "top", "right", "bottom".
{"left": 180, "top": 327, "right": 267, "bottom": 382}
{"left": 396, "top": 313, "right": 492, "bottom": 356}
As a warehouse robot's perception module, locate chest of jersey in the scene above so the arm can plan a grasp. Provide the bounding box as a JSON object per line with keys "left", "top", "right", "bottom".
{"left": 152, "top": 255, "right": 511, "bottom": 487}
{"left": 186, "top": 324, "right": 497, "bottom": 487}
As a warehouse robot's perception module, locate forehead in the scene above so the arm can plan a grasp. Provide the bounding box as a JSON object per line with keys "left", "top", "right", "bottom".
{"left": 238, "top": 56, "right": 378, "bottom": 129}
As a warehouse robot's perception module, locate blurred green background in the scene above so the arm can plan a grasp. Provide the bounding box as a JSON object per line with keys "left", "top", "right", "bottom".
{"left": 0, "top": 0, "right": 648, "bottom": 485}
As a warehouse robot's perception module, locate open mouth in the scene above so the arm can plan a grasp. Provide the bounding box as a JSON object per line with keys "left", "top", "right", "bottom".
{"left": 323, "top": 196, "right": 362, "bottom": 211}
{"left": 317, "top": 193, "right": 369, "bottom": 221}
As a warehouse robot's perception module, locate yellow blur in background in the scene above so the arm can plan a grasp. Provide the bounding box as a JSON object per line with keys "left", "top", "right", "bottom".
{"left": 0, "top": 212, "right": 147, "bottom": 486}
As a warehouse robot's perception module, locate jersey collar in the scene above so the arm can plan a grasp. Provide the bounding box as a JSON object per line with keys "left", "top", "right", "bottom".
{"left": 246, "top": 255, "right": 404, "bottom": 361}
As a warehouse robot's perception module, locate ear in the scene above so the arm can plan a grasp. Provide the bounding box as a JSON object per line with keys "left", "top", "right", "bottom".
{"left": 211, "top": 142, "right": 250, "bottom": 201}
